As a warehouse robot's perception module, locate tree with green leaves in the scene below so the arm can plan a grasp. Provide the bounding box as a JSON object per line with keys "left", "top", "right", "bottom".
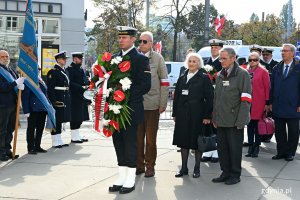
{"left": 250, "top": 13, "right": 259, "bottom": 22}
{"left": 280, "top": 2, "right": 296, "bottom": 40}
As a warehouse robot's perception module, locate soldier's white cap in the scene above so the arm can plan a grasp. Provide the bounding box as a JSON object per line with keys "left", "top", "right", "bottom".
{"left": 249, "top": 44, "right": 263, "bottom": 53}
{"left": 209, "top": 39, "right": 224, "bottom": 47}
{"left": 71, "top": 52, "right": 84, "bottom": 59}
{"left": 116, "top": 26, "right": 138, "bottom": 36}
{"left": 54, "top": 51, "right": 69, "bottom": 60}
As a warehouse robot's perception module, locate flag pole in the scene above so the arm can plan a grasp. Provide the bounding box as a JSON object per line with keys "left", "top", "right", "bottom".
{"left": 12, "top": 73, "right": 23, "bottom": 160}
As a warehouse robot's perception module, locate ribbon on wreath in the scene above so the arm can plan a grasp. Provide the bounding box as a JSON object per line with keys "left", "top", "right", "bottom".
{"left": 92, "top": 64, "right": 112, "bottom": 134}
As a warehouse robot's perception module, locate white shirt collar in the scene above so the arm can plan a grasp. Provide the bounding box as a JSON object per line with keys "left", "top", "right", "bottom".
{"left": 122, "top": 45, "right": 135, "bottom": 56}
{"left": 143, "top": 51, "right": 150, "bottom": 57}
{"left": 284, "top": 60, "right": 293, "bottom": 67}
{"left": 211, "top": 56, "right": 219, "bottom": 62}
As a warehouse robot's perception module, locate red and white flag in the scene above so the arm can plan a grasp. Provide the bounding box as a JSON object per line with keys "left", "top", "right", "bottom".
{"left": 214, "top": 15, "right": 226, "bottom": 36}
{"left": 154, "top": 41, "right": 162, "bottom": 54}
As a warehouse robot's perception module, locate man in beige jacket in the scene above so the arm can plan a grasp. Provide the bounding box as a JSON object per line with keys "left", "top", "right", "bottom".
{"left": 136, "top": 31, "right": 169, "bottom": 177}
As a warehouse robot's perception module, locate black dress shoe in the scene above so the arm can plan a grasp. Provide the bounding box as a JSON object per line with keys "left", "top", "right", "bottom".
{"left": 175, "top": 169, "right": 188, "bottom": 177}
{"left": 201, "top": 156, "right": 211, "bottom": 162}
{"left": 7, "top": 151, "right": 19, "bottom": 159}
{"left": 53, "top": 145, "right": 62, "bottom": 148}
{"left": 285, "top": 155, "right": 294, "bottom": 161}
{"left": 71, "top": 140, "right": 83, "bottom": 143}
{"left": 61, "top": 144, "right": 69, "bottom": 147}
{"left": 81, "top": 138, "right": 88, "bottom": 142}
{"left": 119, "top": 185, "right": 135, "bottom": 194}
{"left": 212, "top": 175, "right": 229, "bottom": 183}
{"left": 28, "top": 150, "right": 37, "bottom": 155}
{"left": 136, "top": 168, "right": 145, "bottom": 175}
{"left": 243, "top": 142, "right": 250, "bottom": 147}
{"left": 225, "top": 177, "right": 241, "bottom": 185}
{"left": 36, "top": 148, "right": 47, "bottom": 153}
{"left": 0, "top": 155, "right": 9, "bottom": 161}
{"left": 192, "top": 171, "right": 200, "bottom": 178}
{"left": 211, "top": 157, "right": 219, "bottom": 163}
{"left": 272, "top": 154, "right": 285, "bottom": 160}
{"left": 108, "top": 185, "right": 122, "bottom": 192}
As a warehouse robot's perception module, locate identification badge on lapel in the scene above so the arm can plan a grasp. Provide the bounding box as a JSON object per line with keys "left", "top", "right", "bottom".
{"left": 182, "top": 89, "right": 189, "bottom": 95}
{"left": 222, "top": 81, "right": 230, "bottom": 86}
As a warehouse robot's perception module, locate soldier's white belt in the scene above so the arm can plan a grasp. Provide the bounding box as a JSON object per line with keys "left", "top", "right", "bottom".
{"left": 54, "top": 87, "right": 69, "bottom": 90}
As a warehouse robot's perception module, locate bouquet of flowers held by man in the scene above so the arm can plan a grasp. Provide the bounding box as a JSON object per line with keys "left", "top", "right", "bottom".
{"left": 203, "top": 64, "right": 218, "bottom": 82}
{"left": 89, "top": 52, "right": 132, "bottom": 137}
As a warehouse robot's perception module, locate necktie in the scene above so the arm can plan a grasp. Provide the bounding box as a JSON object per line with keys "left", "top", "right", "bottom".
{"left": 283, "top": 65, "right": 289, "bottom": 78}
{"left": 224, "top": 69, "right": 228, "bottom": 78}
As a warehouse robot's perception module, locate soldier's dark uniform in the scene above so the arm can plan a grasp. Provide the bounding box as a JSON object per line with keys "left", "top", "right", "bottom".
{"left": 66, "top": 52, "right": 89, "bottom": 143}
{"left": 109, "top": 26, "right": 151, "bottom": 194}
{"left": 46, "top": 51, "right": 71, "bottom": 148}
{"left": 262, "top": 48, "right": 279, "bottom": 74}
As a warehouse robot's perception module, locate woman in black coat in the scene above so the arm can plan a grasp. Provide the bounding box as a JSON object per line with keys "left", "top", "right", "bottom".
{"left": 172, "top": 53, "right": 214, "bottom": 178}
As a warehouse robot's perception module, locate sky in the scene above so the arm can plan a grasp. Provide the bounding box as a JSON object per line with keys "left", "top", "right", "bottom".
{"left": 85, "top": 0, "right": 300, "bottom": 28}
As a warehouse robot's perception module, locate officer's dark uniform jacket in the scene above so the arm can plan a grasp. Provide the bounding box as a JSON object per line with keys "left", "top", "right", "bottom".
{"left": 115, "top": 48, "right": 152, "bottom": 125}
{"left": 265, "top": 59, "right": 279, "bottom": 74}
{"left": 46, "top": 64, "right": 71, "bottom": 123}
{"left": 205, "top": 57, "right": 222, "bottom": 72}
{"left": 0, "top": 64, "right": 18, "bottom": 108}
{"left": 66, "top": 62, "right": 89, "bottom": 122}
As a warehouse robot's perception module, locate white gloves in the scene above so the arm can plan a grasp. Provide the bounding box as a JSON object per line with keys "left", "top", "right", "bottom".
{"left": 15, "top": 77, "right": 25, "bottom": 85}
{"left": 17, "top": 83, "right": 25, "bottom": 90}
{"left": 24, "top": 113, "right": 30, "bottom": 118}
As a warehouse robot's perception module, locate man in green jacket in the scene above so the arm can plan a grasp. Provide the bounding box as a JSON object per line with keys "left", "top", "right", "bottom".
{"left": 212, "top": 47, "right": 252, "bottom": 185}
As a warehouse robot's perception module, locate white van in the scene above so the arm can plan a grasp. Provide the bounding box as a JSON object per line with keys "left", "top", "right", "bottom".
{"left": 165, "top": 61, "right": 185, "bottom": 86}
{"left": 198, "top": 45, "right": 282, "bottom": 63}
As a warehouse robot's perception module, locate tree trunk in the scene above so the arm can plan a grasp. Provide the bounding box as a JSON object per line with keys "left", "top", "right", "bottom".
{"left": 172, "top": 30, "right": 178, "bottom": 61}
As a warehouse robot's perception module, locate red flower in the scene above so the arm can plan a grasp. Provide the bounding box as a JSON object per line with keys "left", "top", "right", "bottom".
{"left": 89, "top": 82, "right": 95, "bottom": 90}
{"left": 104, "top": 102, "right": 109, "bottom": 113}
{"left": 113, "top": 90, "right": 125, "bottom": 102}
{"left": 102, "top": 52, "right": 112, "bottom": 62}
{"left": 103, "top": 128, "right": 113, "bottom": 137}
{"left": 207, "top": 73, "right": 213, "bottom": 81}
{"left": 118, "top": 61, "right": 131, "bottom": 72}
{"left": 93, "top": 64, "right": 104, "bottom": 77}
{"left": 109, "top": 120, "right": 120, "bottom": 131}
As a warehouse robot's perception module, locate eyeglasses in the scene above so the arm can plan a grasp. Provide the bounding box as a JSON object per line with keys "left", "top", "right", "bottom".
{"left": 248, "top": 59, "right": 258, "bottom": 62}
{"left": 138, "top": 40, "right": 148, "bottom": 44}
{"left": 219, "top": 57, "right": 229, "bottom": 61}
{"left": 280, "top": 50, "right": 292, "bottom": 52}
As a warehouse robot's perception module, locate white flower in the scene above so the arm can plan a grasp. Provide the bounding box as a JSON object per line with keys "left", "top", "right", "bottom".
{"left": 109, "top": 104, "right": 122, "bottom": 114}
{"left": 203, "top": 65, "right": 213, "bottom": 72}
{"left": 102, "top": 119, "right": 111, "bottom": 126}
{"left": 106, "top": 88, "right": 113, "bottom": 97}
{"left": 119, "top": 77, "right": 132, "bottom": 91}
{"left": 111, "top": 56, "right": 123, "bottom": 65}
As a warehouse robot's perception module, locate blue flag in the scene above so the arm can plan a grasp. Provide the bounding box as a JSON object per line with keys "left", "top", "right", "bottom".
{"left": 18, "top": 0, "right": 56, "bottom": 129}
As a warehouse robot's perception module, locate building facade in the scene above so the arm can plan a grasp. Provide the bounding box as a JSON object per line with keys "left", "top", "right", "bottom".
{"left": 0, "top": 0, "right": 85, "bottom": 76}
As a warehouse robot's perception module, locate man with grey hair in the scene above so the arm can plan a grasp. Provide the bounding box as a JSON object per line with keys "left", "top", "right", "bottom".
{"left": 212, "top": 47, "right": 251, "bottom": 185}
{"left": 270, "top": 44, "right": 300, "bottom": 162}
{"left": 136, "top": 31, "right": 169, "bottom": 177}
{"left": 0, "top": 50, "right": 24, "bottom": 161}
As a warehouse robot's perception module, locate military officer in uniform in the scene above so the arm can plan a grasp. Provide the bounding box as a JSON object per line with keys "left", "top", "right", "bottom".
{"left": 262, "top": 48, "right": 279, "bottom": 73}
{"left": 66, "top": 52, "right": 89, "bottom": 143}
{"left": 205, "top": 39, "right": 224, "bottom": 72}
{"left": 47, "top": 51, "right": 71, "bottom": 148}
{"left": 108, "top": 26, "right": 151, "bottom": 194}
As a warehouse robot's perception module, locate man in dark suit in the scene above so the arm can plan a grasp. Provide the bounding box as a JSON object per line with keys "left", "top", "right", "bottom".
{"left": 270, "top": 44, "right": 300, "bottom": 162}
{"left": 205, "top": 39, "right": 223, "bottom": 72}
{"left": 66, "top": 52, "right": 89, "bottom": 143}
{"left": 262, "top": 48, "right": 279, "bottom": 73}
{"left": 108, "top": 26, "right": 151, "bottom": 194}
{"left": 46, "top": 51, "right": 71, "bottom": 148}
{"left": 0, "top": 50, "right": 23, "bottom": 161}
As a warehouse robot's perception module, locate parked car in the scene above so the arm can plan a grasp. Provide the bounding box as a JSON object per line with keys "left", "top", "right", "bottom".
{"left": 165, "top": 61, "right": 185, "bottom": 86}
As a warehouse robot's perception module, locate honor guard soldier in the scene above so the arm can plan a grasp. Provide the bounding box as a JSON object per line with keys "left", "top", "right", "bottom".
{"left": 205, "top": 39, "right": 224, "bottom": 72}
{"left": 66, "top": 52, "right": 89, "bottom": 143}
{"left": 108, "top": 26, "right": 151, "bottom": 194}
{"left": 46, "top": 51, "right": 71, "bottom": 148}
{"left": 262, "top": 48, "right": 279, "bottom": 73}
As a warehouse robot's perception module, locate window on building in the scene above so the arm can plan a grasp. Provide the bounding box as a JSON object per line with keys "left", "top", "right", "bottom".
{"left": 6, "top": 17, "right": 18, "bottom": 31}
{"left": 42, "top": 19, "right": 59, "bottom": 34}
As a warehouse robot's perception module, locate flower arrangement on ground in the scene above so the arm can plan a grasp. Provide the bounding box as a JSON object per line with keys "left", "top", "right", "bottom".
{"left": 89, "top": 52, "right": 132, "bottom": 137}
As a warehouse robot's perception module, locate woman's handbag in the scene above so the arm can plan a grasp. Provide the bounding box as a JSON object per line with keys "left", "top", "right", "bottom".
{"left": 258, "top": 112, "right": 275, "bottom": 135}
{"left": 197, "top": 124, "right": 217, "bottom": 153}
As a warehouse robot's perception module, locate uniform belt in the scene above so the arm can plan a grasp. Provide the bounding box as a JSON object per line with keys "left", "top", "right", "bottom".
{"left": 54, "top": 86, "right": 69, "bottom": 90}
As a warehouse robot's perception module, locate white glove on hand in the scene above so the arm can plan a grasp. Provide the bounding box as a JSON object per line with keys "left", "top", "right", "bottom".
{"left": 17, "top": 83, "right": 25, "bottom": 90}
{"left": 15, "top": 77, "right": 25, "bottom": 85}
{"left": 24, "top": 113, "right": 30, "bottom": 118}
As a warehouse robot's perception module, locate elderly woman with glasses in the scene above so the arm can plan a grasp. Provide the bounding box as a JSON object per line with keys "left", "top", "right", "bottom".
{"left": 172, "top": 53, "right": 214, "bottom": 178}
{"left": 245, "top": 52, "right": 270, "bottom": 158}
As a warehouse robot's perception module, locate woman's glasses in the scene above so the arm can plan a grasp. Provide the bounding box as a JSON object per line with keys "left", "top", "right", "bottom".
{"left": 138, "top": 40, "right": 148, "bottom": 44}
{"left": 248, "top": 59, "right": 258, "bottom": 62}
